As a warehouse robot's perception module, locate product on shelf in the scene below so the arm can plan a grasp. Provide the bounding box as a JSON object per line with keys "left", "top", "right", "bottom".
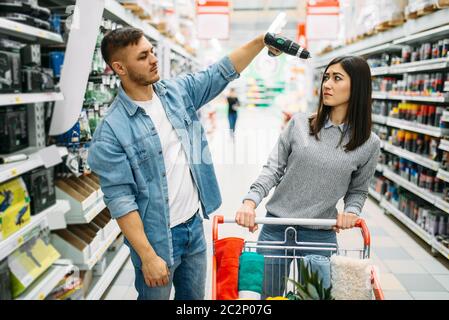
{"left": 388, "top": 128, "right": 440, "bottom": 160}
{"left": 22, "top": 166, "right": 56, "bottom": 216}
{"left": 0, "top": 258, "right": 12, "bottom": 300}
{"left": 0, "top": 177, "right": 31, "bottom": 240}
{"left": 0, "top": 0, "right": 53, "bottom": 31}
{"left": 46, "top": 269, "right": 83, "bottom": 300}
{"left": 0, "top": 104, "right": 29, "bottom": 154}
{"left": 8, "top": 235, "right": 60, "bottom": 298}
{"left": 0, "top": 38, "right": 22, "bottom": 93}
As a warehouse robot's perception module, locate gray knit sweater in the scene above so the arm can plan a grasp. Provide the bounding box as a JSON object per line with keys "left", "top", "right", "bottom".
{"left": 244, "top": 112, "right": 381, "bottom": 227}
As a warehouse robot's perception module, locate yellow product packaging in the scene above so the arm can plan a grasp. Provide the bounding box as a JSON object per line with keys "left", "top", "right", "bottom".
{"left": 9, "top": 237, "right": 61, "bottom": 298}
{"left": 0, "top": 177, "right": 31, "bottom": 240}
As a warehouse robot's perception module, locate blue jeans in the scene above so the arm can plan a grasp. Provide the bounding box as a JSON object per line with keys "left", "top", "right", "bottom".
{"left": 134, "top": 212, "right": 207, "bottom": 300}
{"left": 257, "top": 213, "right": 337, "bottom": 298}
{"left": 228, "top": 113, "right": 237, "bottom": 133}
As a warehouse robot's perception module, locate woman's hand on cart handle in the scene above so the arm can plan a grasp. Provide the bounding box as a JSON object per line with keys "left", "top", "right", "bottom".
{"left": 235, "top": 200, "right": 258, "bottom": 233}
{"left": 333, "top": 212, "right": 359, "bottom": 233}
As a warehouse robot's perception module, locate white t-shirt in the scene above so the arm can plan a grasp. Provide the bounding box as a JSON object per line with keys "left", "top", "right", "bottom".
{"left": 134, "top": 94, "right": 199, "bottom": 228}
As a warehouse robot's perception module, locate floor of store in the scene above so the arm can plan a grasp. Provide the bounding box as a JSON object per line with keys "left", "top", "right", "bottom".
{"left": 103, "top": 107, "right": 449, "bottom": 300}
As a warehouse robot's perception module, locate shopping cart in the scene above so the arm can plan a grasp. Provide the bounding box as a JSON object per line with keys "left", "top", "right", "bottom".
{"left": 212, "top": 215, "right": 384, "bottom": 300}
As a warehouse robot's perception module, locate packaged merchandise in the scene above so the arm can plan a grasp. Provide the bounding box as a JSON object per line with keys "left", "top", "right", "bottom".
{"left": 0, "top": 177, "right": 31, "bottom": 240}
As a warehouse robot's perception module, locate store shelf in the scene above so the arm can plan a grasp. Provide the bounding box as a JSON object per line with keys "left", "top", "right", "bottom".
{"left": 376, "top": 163, "right": 384, "bottom": 173}
{"left": 437, "top": 169, "right": 449, "bottom": 183}
{"left": 372, "top": 92, "right": 449, "bottom": 103}
{"left": 382, "top": 143, "right": 440, "bottom": 171}
{"left": 86, "top": 245, "right": 129, "bottom": 300}
{"left": 0, "top": 92, "right": 64, "bottom": 107}
{"left": 442, "top": 111, "right": 449, "bottom": 122}
{"left": 389, "top": 58, "right": 449, "bottom": 74}
{"left": 368, "top": 187, "right": 382, "bottom": 202}
{"left": 438, "top": 139, "right": 449, "bottom": 152}
{"left": 385, "top": 118, "right": 442, "bottom": 138}
{"left": 371, "top": 66, "right": 390, "bottom": 76}
{"left": 382, "top": 167, "right": 437, "bottom": 204}
{"left": 0, "top": 17, "right": 63, "bottom": 44}
{"left": 79, "top": 223, "right": 121, "bottom": 270}
{"left": 393, "top": 23, "right": 449, "bottom": 45}
{"left": 432, "top": 240, "right": 449, "bottom": 260}
{"left": 65, "top": 196, "right": 106, "bottom": 225}
{"left": 314, "top": 8, "right": 449, "bottom": 67}
{"left": 380, "top": 199, "right": 433, "bottom": 244}
{"left": 103, "top": 0, "right": 160, "bottom": 41}
{"left": 372, "top": 114, "right": 388, "bottom": 125}
{"left": 16, "top": 260, "right": 74, "bottom": 300}
{"left": 0, "top": 146, "right": 68, "bottom": 184}
{"left": 372, "top": 92, "right": 388, "bottom": 100}
{"left": 0, "top": 200, "right": 70, "bottom": 262}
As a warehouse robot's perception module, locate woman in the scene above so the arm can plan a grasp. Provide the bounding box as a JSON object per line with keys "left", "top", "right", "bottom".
{"left": 235, "top": 56, "right": 381, "bottom": 296}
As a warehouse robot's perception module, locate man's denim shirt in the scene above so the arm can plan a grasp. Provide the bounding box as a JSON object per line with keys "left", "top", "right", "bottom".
{"left": 87, "top": 56, "right": 240, "bottom": 268}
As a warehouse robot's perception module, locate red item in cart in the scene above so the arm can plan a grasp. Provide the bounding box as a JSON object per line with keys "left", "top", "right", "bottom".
{"left": 214, "top": 237, "right": 244, "bottom": 300}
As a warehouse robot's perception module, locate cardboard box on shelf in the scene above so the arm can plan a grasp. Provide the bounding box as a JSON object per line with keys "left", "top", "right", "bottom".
{"left": 51, "top": 229, "right": 91, "bottom": 265}
{"left": 0, "top": 177, "right": 31, "bottom": 240}
{"left": 67, "top": 225, "right": 101, "bottom": 255}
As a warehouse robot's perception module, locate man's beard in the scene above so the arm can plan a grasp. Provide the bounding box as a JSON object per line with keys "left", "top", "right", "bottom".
{"left": 129, "top": 70, "right": 155, "bottom": 86}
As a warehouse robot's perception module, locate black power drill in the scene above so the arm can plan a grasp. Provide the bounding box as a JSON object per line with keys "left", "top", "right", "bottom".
{"left": 264, "top": 32, "right": 311, "bottom": 59}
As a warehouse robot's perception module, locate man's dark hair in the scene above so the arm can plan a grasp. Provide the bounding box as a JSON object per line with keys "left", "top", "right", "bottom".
{"left": 101, "top": 27, "right": 144, "bottom": 68}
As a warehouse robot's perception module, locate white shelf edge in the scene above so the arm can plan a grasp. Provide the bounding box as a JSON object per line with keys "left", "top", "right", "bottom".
{"left": 17, "top": 262, "right": 73, "bottom": 300}
{"left": 376, "top": 163, "right": 384, "bottom": 173}
{"left": 372, "top": 114, "right": 388, "bottom": 124}
{"left": 437, "top": 169, "right": 449, "bottom": 183}
{"left": 66, "top": 198, "right": 106, "bottom": 225}
{"left": 0, "top": 200, "right": 69, "bottom": 261}
{"left": 386, "top": 118, "right": 442, "bottom": 138}
{"left": 382, "top": 143, "right": 440, "bottom": 171}
{"left": 0, "top": 92, "right": 64, "bottom": 107}
{"left": 86, "top": 245, "right": 129, "bottom": 300}
{"left": 368, "top": 187, "right": 382, "bottom": 202}
{"left": 432, "top": 240, "right": 449, "bottom": 260}
{"left": 0, "top": 146, "right": 67, "bottom": 184}
{"left": 372, "top": 92, "right": 449, "bottom": 103}
{"left": 0, "top": 17, "right": 63, "bottom": 44}
{"left": 382, "top": 168, "right": 436, "bottom": 204}
{"left": 439, "top": 139, "right": 449, "bottom": 152}
{"left": 380, "top": 199, "right": 432, "bottom": 244}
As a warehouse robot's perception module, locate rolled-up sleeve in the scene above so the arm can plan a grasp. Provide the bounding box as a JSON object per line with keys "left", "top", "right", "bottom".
{"left": 87, "top": 126, "right": 138, "bottom": 220}
{"left": 344, "top": 139, "right": 381, "bottom": 216}
{"left": 175, "top": 56, "right": 240, "bottom": 110}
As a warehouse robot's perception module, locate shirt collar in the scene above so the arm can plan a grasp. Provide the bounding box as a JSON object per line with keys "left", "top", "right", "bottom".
{"left": 324, "top": 116, "right": 349, "bottom": 132}
{"left": 118, "top": 81, "right": 166, "bottom": 117}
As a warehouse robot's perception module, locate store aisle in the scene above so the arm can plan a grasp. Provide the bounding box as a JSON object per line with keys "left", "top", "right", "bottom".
{"left": 104, "top": 107, "right": 449, "bottom": 300}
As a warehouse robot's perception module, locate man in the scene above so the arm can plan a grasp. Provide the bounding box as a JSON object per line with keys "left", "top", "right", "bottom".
{"left": 87, "top": 27, "right": 280, "bottom": 300}
{"left": 226, "top": 87, "right": 240, "bottom": 139}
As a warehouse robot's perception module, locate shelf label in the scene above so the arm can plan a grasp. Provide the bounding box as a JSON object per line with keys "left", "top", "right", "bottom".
{"left": 38, "top": 293, "right": 45, "bottom": 300}
{"left": 11, "top": 168, "right": 18, "bottom": 177}
{"left": 15, "top": 96, "right": 22, "bottom": 104}
{"left": 17, "top": 235, "right": 24, "bottom": 246}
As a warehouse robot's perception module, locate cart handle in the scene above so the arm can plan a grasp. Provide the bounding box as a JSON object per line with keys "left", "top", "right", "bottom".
{"left": 212, "top": 216, "right": 371, "bottom": 247}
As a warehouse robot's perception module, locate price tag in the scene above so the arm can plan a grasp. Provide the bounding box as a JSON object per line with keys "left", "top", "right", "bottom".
{"left": 38, "top": 293, "right": 45, "bottom": 300}
{"left": 11, "top": 168, "right": 18, "bottom": 177}
{"left": 15, "top": 96, "right": 22, "bottom": 104}
{"left": 17, "top": 235, "right": 24, "bottom": 245}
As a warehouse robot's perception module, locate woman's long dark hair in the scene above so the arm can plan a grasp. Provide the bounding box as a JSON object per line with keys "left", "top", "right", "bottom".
{"left": 309, "top": 56, "right": 372, "bottom": 152}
